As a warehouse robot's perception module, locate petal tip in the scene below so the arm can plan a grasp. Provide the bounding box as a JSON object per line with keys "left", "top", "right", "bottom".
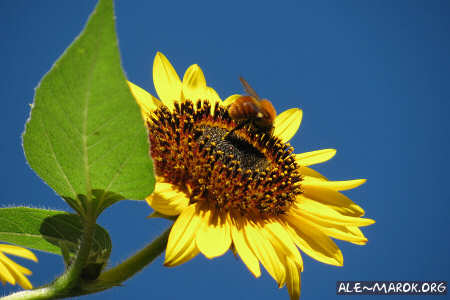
{"left": 145, "top": 195, "right": 153, "bottom": 206}
{"left": 163, "top": 256, "right": 176, "bottom": 267}
{"left": 163, "top": 261, "right": 173, "bottom": 267}
{"left": 29, "top": 253, "right": 38, "bottom": 262}
{"left": 355, "top": 179, "right": 367, "bottom": 188}
{"left": 154, "top": 52, "right": 171, "bottom": 67}
{"left": 336, "top": 251, "right": 344, "bottom": 266}
{"left": 253, "top": 271, "right": 262, "bottom": 278}
{"left": 366, "top": 218, "right": 376, "bottom": 225}
{"left": 290, "top": 108, "right": 303, "bottom": 119}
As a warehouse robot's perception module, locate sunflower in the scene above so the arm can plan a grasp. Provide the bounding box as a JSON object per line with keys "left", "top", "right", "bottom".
{"left": 0, "top": 244, "right": 37, "bottom": 289}
{"left": 128, "top": 52, "right": 375, "bottom": 300}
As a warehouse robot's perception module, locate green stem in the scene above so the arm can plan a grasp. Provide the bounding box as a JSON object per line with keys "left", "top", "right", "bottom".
{"left": 79, "top": 227, "right": 170, "bottom": 294}
{"left": 1, "top": 219, "right": 170, "bottom": 299}
{"left": 1, "top": 213, "right": 97, "bottom": 300}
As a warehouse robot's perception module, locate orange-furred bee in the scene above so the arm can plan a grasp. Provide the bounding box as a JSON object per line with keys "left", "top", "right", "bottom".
{"left": 226, "top": 77, "right": 276, "bottom": 137}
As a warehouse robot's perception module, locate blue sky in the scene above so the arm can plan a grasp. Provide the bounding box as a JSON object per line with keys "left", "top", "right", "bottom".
{"left": 1, "top": 1, "right": 449, "bottom": 299}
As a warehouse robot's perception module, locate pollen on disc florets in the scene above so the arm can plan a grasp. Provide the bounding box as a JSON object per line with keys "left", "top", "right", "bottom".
{"left": 147, "top": 100, "right": 302, "bottom": 220}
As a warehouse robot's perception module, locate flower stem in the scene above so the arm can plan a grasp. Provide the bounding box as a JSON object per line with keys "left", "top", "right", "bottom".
{"left": 1, "top": 219, "right": 170, "bottom": 299}
{"left": 79, "top": 227, "right": 170, "bottom": 294}
{"left": 1, "top": 212, "right": 97, "bottom": 300}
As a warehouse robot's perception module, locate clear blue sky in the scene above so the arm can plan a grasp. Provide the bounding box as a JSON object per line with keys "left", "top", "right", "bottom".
{"left": 1, "top": 1, "right": 449, "bottom": 299}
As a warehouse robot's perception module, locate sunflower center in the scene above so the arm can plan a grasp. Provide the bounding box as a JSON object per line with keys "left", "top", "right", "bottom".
{"left": 198, "top": 126, "right": 268, "bottom": 170}
{"left": 148, "top": 100, "right": 302, "bottom": 220}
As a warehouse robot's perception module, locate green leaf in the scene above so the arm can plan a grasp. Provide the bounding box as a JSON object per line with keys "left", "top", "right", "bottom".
{"left": 0, "top": 207, "right": 111, "bottom": 260}
{"left": 22, "top": 0, "right": 154, "bottom": 213}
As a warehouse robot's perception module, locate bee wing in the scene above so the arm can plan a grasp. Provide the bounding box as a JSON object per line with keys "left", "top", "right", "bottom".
{"left": 239, "top": 77, "right": 261, "bottom": 101}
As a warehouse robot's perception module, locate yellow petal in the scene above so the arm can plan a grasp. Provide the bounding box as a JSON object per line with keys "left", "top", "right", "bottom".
{"left": 0, "top": 254, "right": 15, "bottom": 285}
{"left": 222, "top": 94, "right": 241, "bottom": 107}
{"left": 302, "top": 177, "right": 366, "bottom": 191}
{"left": 295, "top": 213, "right": 368, "bottom": 244}
{"left": 0, "top": 253, "right": 32, "bottom": 289}
{"left": 195, "top": 210, "right": 232, "bottom": 259}
{"left": 182, "top": 64, "right": 207, "bottom": 102}
{"left": 319, "top": 224, "right": 368, "bottom": 244}
{"left": 285, "top": 257, "right": 301, "bottom": 300}
{"left": 273, "top": 108, "right": 303, "bottom": 143}
{"left": 10, "top": 263, "right": 32, "bottom": 276}
{"left": 4, "top": 260, "right": 32, "bottom": 289}
{"left": 164, "top": 204, "right": 202, "bottom": 266}
{"left": 303, "top": 185, "right": 365, "bottom": 217}
{"left": 204, "top": 87, "right": 222, "bottom": 110}
{"left": 346, "top": 227, "right": 369, "bottom": 245}
{"left": 263, "top": 221, "right": 303, "bottom": 271}
{"left": 165, "top": 239, "right": 200, "bottom": 267}
{"left": 18, "top": 277, "right": 33, "bottom": 290}
{"left": 146, "top": 182, "right": 189, "bottom": 216}
{"left": 294, "top": 196, "right": 375, "bottom": 227}
{"left": 230, "top": 217, "right": 261, "bottom": 278}
{"left": 295, "top": 149, "right": 336, "bottom": 166}
{"left": 298, "top": 166, "right": 327, "bottom": 181}
{"left": 244, "top": 221, "right": 286, "bottom": 287}
{"left": 0, "top": 245, "right": 37, "bottom": 262}
{"left": 153, "top": 52, "right": 182, "bottom": 109}
{"left": 285, "top": 215, "right": 344, "bottom": 266}
{"left": 127, "top": 81, "right": 161, "bottom": 119}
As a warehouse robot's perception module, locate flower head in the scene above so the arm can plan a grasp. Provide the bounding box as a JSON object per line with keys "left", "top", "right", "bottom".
{"left": 0, "top": 244, "right": 37, "bottom": 289}
{"left": 128, "top": 52, "right": 375, "bottom": 300}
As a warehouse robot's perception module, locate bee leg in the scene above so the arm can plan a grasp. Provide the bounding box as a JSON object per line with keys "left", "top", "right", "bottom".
{"left": 224, "top": 120, "right": 250, "bottom": 140}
